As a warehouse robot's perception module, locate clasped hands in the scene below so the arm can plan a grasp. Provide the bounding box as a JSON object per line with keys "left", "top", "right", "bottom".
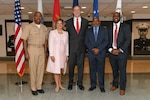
{"left": 111, "top": 49, "right": 121, "bottom": 55}
{"left": 92, "top": 48, "right": 100, "bottom": 55}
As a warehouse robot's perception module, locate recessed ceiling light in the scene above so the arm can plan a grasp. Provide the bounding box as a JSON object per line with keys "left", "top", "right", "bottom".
{"left": 81, "top": 11, "right": 84, "bottom": 13}
{"left": 28, "top": 12, "right": 32, "bottom": 14}
{"left": 81, "top": 6, "right": 86, "bottom": 9}
{"left": 131, "top": 11, "right": 135, "bottom": 13}
{"left": 64, "top": 6, "right": 72, "bottom": 9}
{"left": 142, "top": 6, "right": 148, "bottom": 9}
{"left": 20, "top": 7, "right": 24, "bottom": 10}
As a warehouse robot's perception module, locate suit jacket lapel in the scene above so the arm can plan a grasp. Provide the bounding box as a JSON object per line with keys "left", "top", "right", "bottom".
{"left": 110, "top": 24, "right": 113, "bottom": 44}
{"left": 96, "top": 27, "right": 100, "bottom": 43}
{"left": 90, "top": 28, "right": 95, "bottom": 43}
{"left": 117, "top": 23, "right": 123, "bottom": 43}
{"left": 79, "top": 17, "right": 83, "bottom": 34}
{"left": 70, "top": 18, "right": 77, "bottom": 33}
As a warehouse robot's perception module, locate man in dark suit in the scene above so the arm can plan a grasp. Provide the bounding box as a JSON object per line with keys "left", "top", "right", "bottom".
{"left": 66, "top": 5, "right": 88, "bottom": 90}
{"left": 85, "top": 18, "right": 108, "bottom": 92}
{"left": 107, "top": 12, "right": 131, "bottom": 95}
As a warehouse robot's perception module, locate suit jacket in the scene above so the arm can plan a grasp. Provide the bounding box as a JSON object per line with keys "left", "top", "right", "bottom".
{"left": 107, "top": 23, "right": 131, "bottom": 58}
{"left": 66, "top": 17, "right": 88, "bottom": 53}
{"left": 85, "top": 26, "right": 108, "bottom": 58}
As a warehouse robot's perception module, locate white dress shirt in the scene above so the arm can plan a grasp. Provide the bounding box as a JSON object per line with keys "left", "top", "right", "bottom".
{"left": 109, "top": 21, "right": 124, "bottom": 53}
{"left": 112, "top": 22, "right": 120, "bottom": 49}
{"left": 74, "top": 16, "right": 81, "bottom": 30}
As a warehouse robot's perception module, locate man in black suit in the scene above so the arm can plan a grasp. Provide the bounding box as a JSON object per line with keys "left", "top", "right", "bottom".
{"left": 66, "top": 5, "right": 88, "bottom": 90}
{"left": 85, "top": 18, "right": 108, "bottom": 92}
{"left": 107, "top": 12, "right": 131, "bottom": 95}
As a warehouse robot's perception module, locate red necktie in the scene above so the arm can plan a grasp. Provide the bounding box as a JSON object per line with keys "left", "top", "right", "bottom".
{"left": 114, "top": 24, "right": 118, "bottom": 47}
{"left": 76, "top": 18, "right": 80, "bottom": 33}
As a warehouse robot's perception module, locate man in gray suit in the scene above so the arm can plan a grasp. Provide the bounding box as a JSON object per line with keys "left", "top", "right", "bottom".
{"left": 66, "top": 5, "right": 88, "bottom": 90}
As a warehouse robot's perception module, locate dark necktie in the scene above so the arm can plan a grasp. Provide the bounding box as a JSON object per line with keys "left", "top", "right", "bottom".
{"left": 114, "top": 24, "right": 118, "bottom": 47}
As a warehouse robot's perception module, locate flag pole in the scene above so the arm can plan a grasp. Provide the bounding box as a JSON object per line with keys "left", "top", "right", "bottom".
{"left": 15, "top": 77, "right": 27, "bottom": 93}
{"left": 14, "top": 0, "right": 28, "bottom": 91}
{"left": 15, "top": 77, "right": 28, "bottom": 85}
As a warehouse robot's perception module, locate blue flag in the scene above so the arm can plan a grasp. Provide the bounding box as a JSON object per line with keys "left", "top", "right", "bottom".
{"left": 73, "top": 0, "right": 79, "bottom": 7}
{"left": 93, "top": 0, "right": 99, "bottom": 18}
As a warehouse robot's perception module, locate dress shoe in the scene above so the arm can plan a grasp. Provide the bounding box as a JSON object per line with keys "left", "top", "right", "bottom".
{"left": 68, "top": 85, "right": 72, "bottom": 90}
{"left": 31, "top": 91, "right": 38, "bottom": 95}
{"left": 110, "top": 86, "right": 118, "bottom": 91}
{"left": 88, "top": 87, "right": 96, "bottom": 91}
{"left": 120, "top": 90, "right": 125, "bottom": 95}
{"left": 78, "top": 85, "right": 84, "bottom": 90}
{"left": 100, "top": 88, "right": 105, "bottom": 93}
{"left": 37, "top": 89, "right": 45, "bottom": 93}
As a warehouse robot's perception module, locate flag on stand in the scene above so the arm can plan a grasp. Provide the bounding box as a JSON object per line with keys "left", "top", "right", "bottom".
{"left": 116, "top": 0, "right": 123, "bottom": 23}
{"left": 73, "top": 0, "right": 79, "bottom": 7}
{"left": 93, "top": 0, "right": 99, "bottom": 18}
{"left": 53, "top": 0, "right": 60, "bottom": 23}
{"left": 14, "top": 0, "right": 25, "bottom": 76}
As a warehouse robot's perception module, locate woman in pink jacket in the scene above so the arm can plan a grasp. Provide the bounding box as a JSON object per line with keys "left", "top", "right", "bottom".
{"left": 46, "top": 19, "right": 69, "bottom": 93}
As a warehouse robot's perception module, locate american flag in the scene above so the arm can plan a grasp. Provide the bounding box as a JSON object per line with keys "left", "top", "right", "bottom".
{"left": 14, "top": 0, "right": 25, "bottom": 76}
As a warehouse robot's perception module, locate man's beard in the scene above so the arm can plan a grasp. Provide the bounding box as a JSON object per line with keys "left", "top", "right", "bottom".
{"left": 114, "top": 19, "right": 120, "bottom": 23}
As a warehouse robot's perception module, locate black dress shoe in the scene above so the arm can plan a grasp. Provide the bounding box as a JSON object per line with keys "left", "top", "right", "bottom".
{"left": 78, "top": 85, "right": 84, "bottom": 90}
{"left": 31, "top": 91, "right": 38, "bottom": 95}
{"left": 68, "top": 85, "right": 72, "bottom": 90}
{"left": 100, "top": 88, "right": 105, "bottom": 93}
{"left": 88, "top": 87, "right": 96, "bottom": 91}
{"left": 37, "top": 89, "right": 45, "bottom": 93}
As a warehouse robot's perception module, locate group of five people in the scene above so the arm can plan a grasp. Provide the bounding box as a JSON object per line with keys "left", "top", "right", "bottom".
{"left": 21, "top": 5, "right": 131, "bottom": 96}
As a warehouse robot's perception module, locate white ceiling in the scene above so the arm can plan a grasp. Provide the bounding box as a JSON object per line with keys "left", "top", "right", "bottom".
{"left": 0, "top": 0, "right": 150, "bottom": 18}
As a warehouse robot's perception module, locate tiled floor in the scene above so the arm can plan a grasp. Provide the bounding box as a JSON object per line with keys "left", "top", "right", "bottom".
{"left": 0, "top": 57, "right": 150, "bottom": 100}
{"left": 0, "top": 73, "right": 150, "bottom": 100}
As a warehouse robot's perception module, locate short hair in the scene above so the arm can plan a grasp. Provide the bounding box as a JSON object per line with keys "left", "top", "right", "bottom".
{"left": 34, "top": 11, "right": 42, "bottom": 17}
{"left": 113, "top": 12, "right": 121, "bottom": 17}
{"left": 93, "top": 17, "right": 100, "bottom": 21}
{"left": 72, "top": 5, "right": 81, "bottom": 10}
